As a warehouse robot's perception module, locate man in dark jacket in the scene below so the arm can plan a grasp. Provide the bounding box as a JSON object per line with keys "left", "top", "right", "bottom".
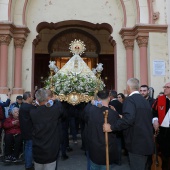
{"left": 140, "top": 85, "right": 155, "bottom": 107}
{"left": 103, "top": 78, "right": 154, "bottom": 170}
{"left": 84, "top": 89, "right": 119, "bottom": 169}
{"left": 30, "top": 88, "right": 64, "bottom": 170}
{"left": 140, "top": 84, "right": 156, "bottom": 170}
{"left": 19, "top": 91, "right": 36, "bottom": 170}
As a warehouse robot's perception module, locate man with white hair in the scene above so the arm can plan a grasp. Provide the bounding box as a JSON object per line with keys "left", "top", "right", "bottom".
{"left": 103, "top": 78, "right": 154, "bottom": 170}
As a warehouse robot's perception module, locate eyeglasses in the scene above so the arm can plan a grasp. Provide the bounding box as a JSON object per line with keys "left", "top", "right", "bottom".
{"left": 117, "top": 96, "right": 122, "bottom": 98}
{"left": 163, "top": 86, "right": 170, "bottom": 89}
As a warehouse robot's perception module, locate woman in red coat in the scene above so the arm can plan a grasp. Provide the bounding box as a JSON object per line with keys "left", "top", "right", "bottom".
{"left": 3, "top": 107, "right": 22, "bottom": 162}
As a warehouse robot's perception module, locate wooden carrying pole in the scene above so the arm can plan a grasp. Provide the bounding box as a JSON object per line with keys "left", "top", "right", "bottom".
{"left": 103, "top": 110, "right": 109, "bottom": 170}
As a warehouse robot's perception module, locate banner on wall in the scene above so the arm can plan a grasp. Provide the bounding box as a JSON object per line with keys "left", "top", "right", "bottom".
{"left": 153, "top": 60, "right": 165, "bottom": 76}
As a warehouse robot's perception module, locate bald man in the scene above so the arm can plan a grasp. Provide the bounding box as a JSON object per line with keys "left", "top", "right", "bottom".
{"left": 152, "top": 82, "right": 170, "bottom": 170}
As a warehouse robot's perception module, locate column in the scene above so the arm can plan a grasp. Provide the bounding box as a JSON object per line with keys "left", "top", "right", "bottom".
{"left": 136, "top": 36, "right": 149, "bottom": 85}
{"left": 12, "top": 38, "right": 26, "bottom": 94}
{"left": 123, "top": 39, "right": 134, "bottom": 80}
{"left": 0, "top": 35, "right": 11, "bottom": 93}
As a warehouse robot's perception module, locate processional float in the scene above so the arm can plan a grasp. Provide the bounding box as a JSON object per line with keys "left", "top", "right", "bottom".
{"left": 45, "top": 39, "right": 109, "bottom": 169}
{"left": 44, "top": 39, "right": 105, "bottom": 105}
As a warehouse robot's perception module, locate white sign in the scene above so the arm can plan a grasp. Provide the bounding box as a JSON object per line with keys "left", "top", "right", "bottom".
{"left": 153, "top": 60, "right": 165, "bottom": 76}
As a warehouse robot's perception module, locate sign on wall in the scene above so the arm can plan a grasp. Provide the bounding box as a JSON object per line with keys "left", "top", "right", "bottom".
{"left": 153, "top": 60, "right": 165, "bottom": 76}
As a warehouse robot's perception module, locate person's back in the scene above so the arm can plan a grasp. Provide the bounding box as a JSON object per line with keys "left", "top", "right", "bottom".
{"left": 123, "top": 93, "right": 153, "bottom": 155}
{"left": 85, "top": 103, "right": 119, "bottom": 165}
{"left": 84, "top": 89, "right": 120, "bottom": 169}
{"left": 30, "top": 100, "right": 63, "bottom": 164}
{"left": 30, "top": 88, "right": 64, "bottom": 170}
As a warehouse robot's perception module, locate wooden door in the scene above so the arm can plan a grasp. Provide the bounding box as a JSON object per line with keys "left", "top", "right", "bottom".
{"left": 34, "top": 54, "right": 50, "bottom": 88}
{"left": 98, "top": 54, "right": 115, "bottom": 90}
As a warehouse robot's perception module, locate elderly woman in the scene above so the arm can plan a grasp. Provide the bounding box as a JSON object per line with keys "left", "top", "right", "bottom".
{"left": 3, "top": 107, "right": 22, "bottom": 163}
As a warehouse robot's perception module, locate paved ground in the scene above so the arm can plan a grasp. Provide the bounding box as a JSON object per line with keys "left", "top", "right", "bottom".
{"left": 0, "top": 139, "right": 130, "bottom": 170}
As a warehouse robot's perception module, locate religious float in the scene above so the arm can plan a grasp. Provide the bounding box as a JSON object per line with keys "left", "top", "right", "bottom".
{"left": 44, "top": 39, "right": 105, "bottom": 105}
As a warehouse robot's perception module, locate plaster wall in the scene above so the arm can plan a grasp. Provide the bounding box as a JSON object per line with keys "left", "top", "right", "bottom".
{"left": 0, "top": 0, "right": 9, "bottom": 21}
{"left": 13, "top": 0, "right": 25, "bottom": 25}
{"left": 123, "top": 0, "right": 136, "bottom": 27}
{"left": 133, "top": 40, "right": 140, "bottom": 80}
{"left": 152, "top": 0, "right": 167, "bottom": 24}
{"left": 166, "top": 0, "right": 170, "bottom": 74}
{"left": 138, "top": 0, "right": 149, "bottom": 24}
{"left": 149, "top": 32, "right": 169, "bottom": 97}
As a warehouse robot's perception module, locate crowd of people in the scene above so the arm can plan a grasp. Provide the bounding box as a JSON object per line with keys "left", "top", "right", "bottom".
{"left": 0, "top": 78, "right": 170, "bottom": 170}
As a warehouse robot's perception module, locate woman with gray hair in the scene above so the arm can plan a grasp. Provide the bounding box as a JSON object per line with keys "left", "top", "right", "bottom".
{"left": 3, "top": 107, "right": 22, "bottom": 163}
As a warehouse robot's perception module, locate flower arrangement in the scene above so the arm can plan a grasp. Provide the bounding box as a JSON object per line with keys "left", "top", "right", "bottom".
{"left": 45, "top": 72, "right": 105, "bottom": 96}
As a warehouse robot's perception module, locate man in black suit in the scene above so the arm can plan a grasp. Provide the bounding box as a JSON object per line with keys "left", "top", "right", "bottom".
{"left": 103, "top": 78, "right": 154, "bottom": 170}
{"left": 140, "top": 85, "right": 156, "bottom": 170}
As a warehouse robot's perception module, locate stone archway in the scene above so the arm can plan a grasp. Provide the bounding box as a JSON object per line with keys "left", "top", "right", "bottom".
{"left": 33, "top": 20, "right": 116, "bottom": 90}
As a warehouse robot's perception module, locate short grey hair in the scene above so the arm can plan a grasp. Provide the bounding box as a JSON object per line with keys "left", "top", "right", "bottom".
{"left": 12, "top": 107, "right": 19, "bottom": 115}
{"left": 127, "top": 78, "right": 140, "bottom": 90}
{"left": 35, "top": 88, "right": 48, "bottom": 103}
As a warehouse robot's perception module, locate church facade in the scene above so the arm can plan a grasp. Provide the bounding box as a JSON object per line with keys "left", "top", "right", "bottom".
{"left": 0, "top": 0, "right": 170, "bottom": 101}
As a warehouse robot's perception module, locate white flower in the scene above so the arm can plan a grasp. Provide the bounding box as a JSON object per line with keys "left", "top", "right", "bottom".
{"left": 92, "top": 68, "right": 97, "bottom": 74}
{"left": 44, "top": 71, "right": 105, "bottom": 96}
{"left": 96, "top": 63, "right": 103, "bottom": 72}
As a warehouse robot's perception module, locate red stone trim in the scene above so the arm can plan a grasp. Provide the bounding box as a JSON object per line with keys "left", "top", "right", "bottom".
{"left": 119, "top": 24, "right": 167, "bottom": 38}
{"left": 8, "top": 0, "right": 12, "bottom": 22}
{"left": 135, "top": 0, "right": 140, "bottom": 24}
{"left": 0, "top": 23, "right": 30, "bottom": 43}
{"left": 136, "top": 36, "right": 149, "bottom": 47}
{"left": 120, "top": 0, "right": 127, "bottom": 27}
{"left": 22, "top": 0, "right": 28, "bottom": 26}
{"left": 147, "top": 0, "right": 153, "bottom": 24}
{"left": 12, "top": 88, "right": 24, "bottom": 94}
{"left": 0, "top": 87, "right": 9, "bottom": 94}
{"left": 14, "top": 38, "right": 26, "bottom": 48}
{"left": 36, "top": 21, "right": 113, "bottom": 34}
{"left": 123, "top": 39, "right": 134, "bottom": 49}
{"left": 0, "top": 35, "right": 12, "bottom": 45}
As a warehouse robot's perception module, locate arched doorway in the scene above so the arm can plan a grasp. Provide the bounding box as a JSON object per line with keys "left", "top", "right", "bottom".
{"left": 33, "top": 21, "right": 116, "bottom": 90}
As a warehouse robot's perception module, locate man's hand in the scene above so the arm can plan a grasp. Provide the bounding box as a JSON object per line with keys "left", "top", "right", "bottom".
{"left": 153, "top": 119, "right": 159, "bottom": 131}
{"left": 103, "top": 123, "right": 112, "bottom": 132}
{"left": 109, "top": 105, "right": 116, "bottom": 111}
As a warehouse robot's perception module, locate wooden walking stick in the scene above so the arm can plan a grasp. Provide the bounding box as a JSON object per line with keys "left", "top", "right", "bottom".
{"left": 103, "top": 110, "right": 109, "bottom": 170}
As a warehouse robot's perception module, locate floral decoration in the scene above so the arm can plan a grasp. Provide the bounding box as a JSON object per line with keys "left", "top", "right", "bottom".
{"left": 44, "top": 72, "right": 105, "bottom": 96}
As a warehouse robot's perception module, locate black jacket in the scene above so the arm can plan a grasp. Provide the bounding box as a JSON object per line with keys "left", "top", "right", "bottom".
{"left": 111, "top": 93, "right": 154, "bottom": 155}
{"left": 19, "top": 103, "right": 36, "bottom": 140}
{"left": 109, "top": 99, "right": 123, "bottom": 114}
{"left": 30, "top": 101, "right": 64, "bottom": 164}
{"left": 83, "top": 103, "right": 119, "bottom": 165}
